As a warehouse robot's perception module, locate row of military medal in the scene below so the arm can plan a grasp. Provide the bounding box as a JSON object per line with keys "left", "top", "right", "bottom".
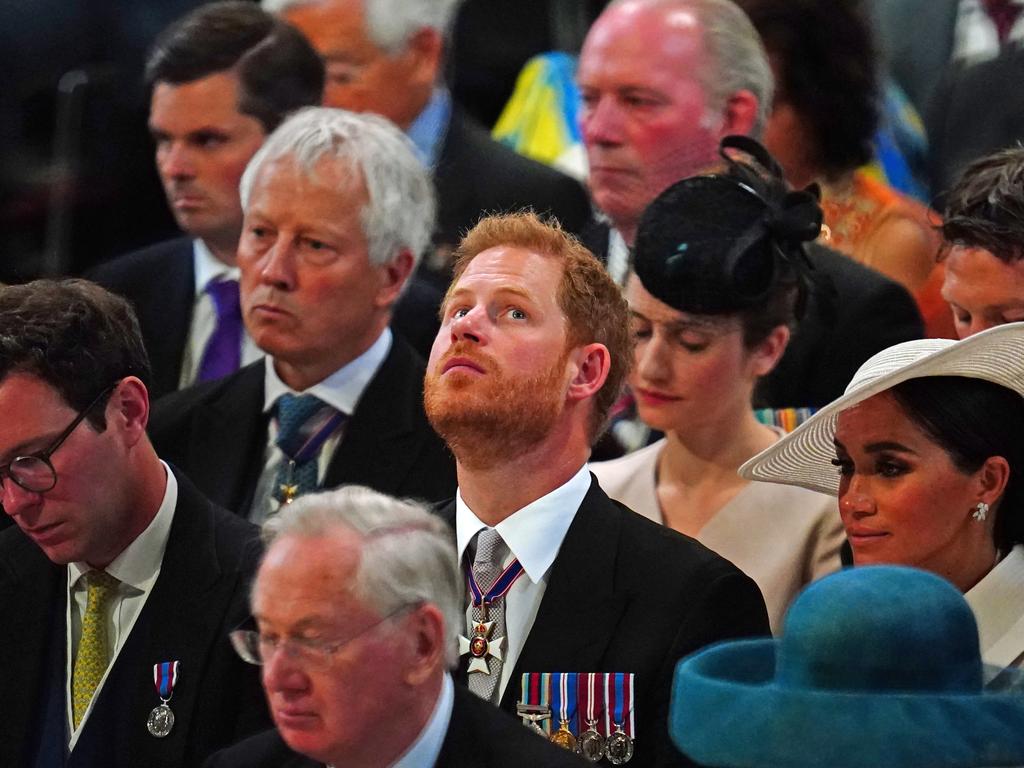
{"left": 517, "top": 672, "right": 635, "bottom": 764}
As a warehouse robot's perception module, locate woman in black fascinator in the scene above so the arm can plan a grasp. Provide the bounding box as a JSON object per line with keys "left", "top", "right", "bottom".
{"left": 591, "top": 137, "right": 844, "bottom": 633}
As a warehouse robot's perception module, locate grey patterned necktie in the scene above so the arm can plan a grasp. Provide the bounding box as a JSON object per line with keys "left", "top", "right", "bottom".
{"left": 467, "top": 528, "right": 508, "bottom": 702}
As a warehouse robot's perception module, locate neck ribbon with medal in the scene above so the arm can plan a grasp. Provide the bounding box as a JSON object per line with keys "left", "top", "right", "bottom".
{"left": 458, "top": 557, "right": 525, "bottom": 675}
{"left": 517, "top": 671, "right": 635, "bottom": 763}
{"left": 276, "top": 408, "right": 345, "bottom": 506}
{"left": 147, "top": 661, "right": 179, "bottom": 738}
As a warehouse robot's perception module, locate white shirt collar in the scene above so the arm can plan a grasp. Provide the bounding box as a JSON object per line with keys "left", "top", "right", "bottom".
{"left": 68, "top": 462, "right": 178, "bottom": 591}
{"left": 192, "top": 239, "right": 240, "bottom": 297}
{"left": 455, "top": 465, "right": 592, "bottom": 584}
{"left": 966, "top": 544, "right": 1024, "bottom": 667}
{"left": 262, "top": 327, "right": 392, "bottom": 416}
{"left": 390, "top": 673, "right": 454, "bottom": 768}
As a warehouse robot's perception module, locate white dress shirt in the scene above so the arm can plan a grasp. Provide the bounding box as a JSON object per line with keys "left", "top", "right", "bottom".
{"left": 953, "top": 0, "right": 1024, "bottom": 63}
{"left": 455, "top": 465, "right": 592, "bottom": 699}
{"left": 66, "top": 463, "right": 177, "bottom": 748}
{"left": 966, "top": 545, "right": 1024, "bottom": 667}
{"left": 250, "top": 328, "right": 392, "bottom": 523}
{"left": 178, "top": 239, "right": 261, "bottom": 387}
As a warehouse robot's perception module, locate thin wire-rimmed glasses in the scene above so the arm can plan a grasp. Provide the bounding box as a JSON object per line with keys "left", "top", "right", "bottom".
{"left": 230, "top": 602, "right": 421, "bottom": 670}
{"left": 0, "top": 383, "right": 117, "bottom": 494}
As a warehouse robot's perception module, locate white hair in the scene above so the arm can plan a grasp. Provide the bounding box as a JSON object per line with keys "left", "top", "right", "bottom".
{"left": 608, "top": 0, "right": 773, "bottom": 137}
{"left": 262, "top": 0, "right": 464, "bottom": 52}
{"left": 239, "top": 106, "right": 435, "bottom": 267}
{"left": 262, "top": 485, "right": 463, "bottom": 668}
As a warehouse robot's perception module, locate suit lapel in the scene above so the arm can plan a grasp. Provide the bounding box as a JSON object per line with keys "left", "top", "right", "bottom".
{"left": 91, "top": 475, "right": 239, "bottom": 766}
{"left": 500, "top": 479, "right": 628, "bottom": 712}
{"left": 323, "top": 338, "right": 424, "bottom": 496}
{"left": 187, "top": 364, "right": 268, "bottom": 513}
{"left": 145, "top": 240, "right": 195, "bottom": 399}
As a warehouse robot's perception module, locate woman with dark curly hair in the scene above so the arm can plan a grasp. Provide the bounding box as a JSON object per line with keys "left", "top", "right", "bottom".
{"left": 736, "top": 0, "right": 952, "bottom": 338}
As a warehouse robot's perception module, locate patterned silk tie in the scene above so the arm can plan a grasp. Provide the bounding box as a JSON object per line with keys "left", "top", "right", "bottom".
{"left": 72, "top": 570, "right": 119, "bottom": 729}
{"left": 468, "top": 529, "right": 508, "bottom": 703}
{"left": 197, "top": 278, "right": 243, "bottom": 383}
{"left": 272, "top": 394, "right": 345, "bottom": 505}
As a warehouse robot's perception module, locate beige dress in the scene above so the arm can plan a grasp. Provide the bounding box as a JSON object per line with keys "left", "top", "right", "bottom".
{"left": 591, "top": 439, "right": 845, "bottom": 634}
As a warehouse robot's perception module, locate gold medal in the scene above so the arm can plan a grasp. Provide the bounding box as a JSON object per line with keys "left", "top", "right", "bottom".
{"left": 550, "top": 719, "right": 578, "bottom": 751}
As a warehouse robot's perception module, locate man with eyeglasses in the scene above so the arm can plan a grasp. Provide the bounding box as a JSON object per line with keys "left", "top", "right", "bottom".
{"left": 204, "top": 485, "right": 587, "bottom": 767}
{"left": 0, "top": 280, "right": 270, "bottom": 767}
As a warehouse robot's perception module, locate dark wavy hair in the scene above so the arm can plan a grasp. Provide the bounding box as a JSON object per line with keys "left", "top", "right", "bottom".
{"left": 145, "top": 0, "right": 324, "bottom": 133}
{"left": 736, "top": 0, "right": 879, "bottom": 180}
{"left": 942, "top": 147, "right": 1024, "bottom": 263}
{"left": 0, "top": 279, "right": 151, "bottom": 430}
{"left": 890, "top": 376, "right": 1024, "bottom": 553}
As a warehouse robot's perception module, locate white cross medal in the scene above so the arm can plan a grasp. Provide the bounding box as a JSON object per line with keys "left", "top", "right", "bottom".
{"left": 459, "top": 602, "right": 506, "bottom": 674}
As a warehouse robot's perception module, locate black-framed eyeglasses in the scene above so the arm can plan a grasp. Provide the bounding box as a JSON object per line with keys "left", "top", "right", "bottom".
{"left": 230, "top": 602, "right": 421, "bottom": 670}
{"left": 0, "top": 383, "right": 117, "bottom": 494}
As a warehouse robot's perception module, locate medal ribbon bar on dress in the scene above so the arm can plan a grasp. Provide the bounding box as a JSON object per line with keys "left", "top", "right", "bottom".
{"left": 153, "top": 661, "right": 179, "bottom": 701}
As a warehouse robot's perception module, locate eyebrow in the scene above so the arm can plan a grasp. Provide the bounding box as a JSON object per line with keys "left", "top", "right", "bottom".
{"left": 629, "top": 309, "right": 724, "bottom": 333}
{"left": 0, "top": 430, "right": 64, "bottom": 464}
{"left": 446, "top": 285, "right": 538, "bottom": 306}
{"left": 832, "top": 439, "right": 917, "bottom": 455}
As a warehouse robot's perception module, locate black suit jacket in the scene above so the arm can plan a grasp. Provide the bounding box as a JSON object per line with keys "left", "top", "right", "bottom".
{"left": 0, "top": 469, "right": 270, "bottom": 768}
{"left": 431, "top": 107, "right": 591, "bottom": 254}
{"left": 148, "top": 336, "right": 457, "bottom": 515}
{"left": 581, "top": 222, "right": 924, "bottom": 408}
{"left": 441, "top": 478, "right": 771, "bottom": 768}
{"left": 926, "top": 46, "right": 1024, "bottom": 202}
{"left": 203, "top": 682, "right": 588, "bottom": 768}
{"left": 88, "top": 238, "right": 446, "bottom": 396}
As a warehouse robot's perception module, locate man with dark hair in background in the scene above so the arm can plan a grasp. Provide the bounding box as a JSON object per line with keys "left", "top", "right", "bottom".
{"left": 90, "top": 1, "right": 325, "bottom": 399}
{"left": 0, "top": 280, "right": 269, "bottom": 767}
{"left": 941, "top": 147, "right": 1024, "bottom": 338}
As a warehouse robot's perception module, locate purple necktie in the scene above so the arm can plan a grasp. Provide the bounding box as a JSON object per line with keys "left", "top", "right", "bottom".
{"left": 197, "top": 278, "right": 242, "bottom": 383}
{"left": 983, "top": 0, "right": 1023, "bottom": 42}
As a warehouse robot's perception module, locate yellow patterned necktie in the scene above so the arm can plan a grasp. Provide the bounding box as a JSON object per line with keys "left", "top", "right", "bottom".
{"left": 72, "top": 570, "right": 119, "bottom": 729}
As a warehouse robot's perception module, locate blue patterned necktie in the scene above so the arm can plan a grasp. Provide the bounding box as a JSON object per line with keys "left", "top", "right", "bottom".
{"left": 272, "top": 394, "right": 346, "bottom": 505}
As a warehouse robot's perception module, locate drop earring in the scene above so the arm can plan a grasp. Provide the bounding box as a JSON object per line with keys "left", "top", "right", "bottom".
{"left": 972, "top": 502, "right": 989, "bottom": 522}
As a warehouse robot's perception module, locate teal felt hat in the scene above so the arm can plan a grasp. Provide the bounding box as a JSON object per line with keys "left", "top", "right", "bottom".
{"left": 670, "top": 566, "right": 1024, "bottom": 768}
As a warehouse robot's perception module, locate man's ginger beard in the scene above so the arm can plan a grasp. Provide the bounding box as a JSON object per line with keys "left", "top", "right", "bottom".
{"left": 424, "top": 343, "right": 572, "bottom": 471}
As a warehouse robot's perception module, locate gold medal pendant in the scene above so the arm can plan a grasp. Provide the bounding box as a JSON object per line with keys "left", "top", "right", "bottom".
{"left": 549, "top": 719, "right": 578, "bottom": 751}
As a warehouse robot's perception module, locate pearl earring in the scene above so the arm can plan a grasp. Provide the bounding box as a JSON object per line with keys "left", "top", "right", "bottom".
{"left": 972, "top": 502, "right": 989, "bottom": 522}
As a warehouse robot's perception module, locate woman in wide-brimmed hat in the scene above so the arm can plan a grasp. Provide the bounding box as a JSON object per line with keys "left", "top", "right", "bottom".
{"left": 591, "top": 136, "right": 845, "bottom": 633}
{"left": 670, "top": 565, "right": 1024, "bottom": 768}
{"left": 741, "top": 321, "right": 1024, "bottom": 666}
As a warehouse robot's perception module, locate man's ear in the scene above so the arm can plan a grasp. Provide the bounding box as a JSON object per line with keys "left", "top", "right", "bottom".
{"left": 375, "top": 249, "right": 416, "bottom": 309}
{"left": 567, "top": 343, "right": 611, "bottom": 403}
{"left": 402, "top": 603, "right": 447, "bottom": 686}
{"left": 719, "top": 89, "right": 761, "bottom": 139}
{"left": 403, "top": 27, "right": 444, "bottom": 91}
{"left": 109, "top": 377, "right": 150, "bottom": 446}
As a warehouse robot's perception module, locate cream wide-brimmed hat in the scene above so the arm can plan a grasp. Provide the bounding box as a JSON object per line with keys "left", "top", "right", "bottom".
{"left": 739, "top": 322, "right": 1024, "bottom": 496}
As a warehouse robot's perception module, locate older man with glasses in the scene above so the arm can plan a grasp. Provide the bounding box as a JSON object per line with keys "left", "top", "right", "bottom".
{"left": 205, "top": 485, "right": 587, "bottom": 768}
{"left": 0, "top": 279, "right": 270, "bottom": 768}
